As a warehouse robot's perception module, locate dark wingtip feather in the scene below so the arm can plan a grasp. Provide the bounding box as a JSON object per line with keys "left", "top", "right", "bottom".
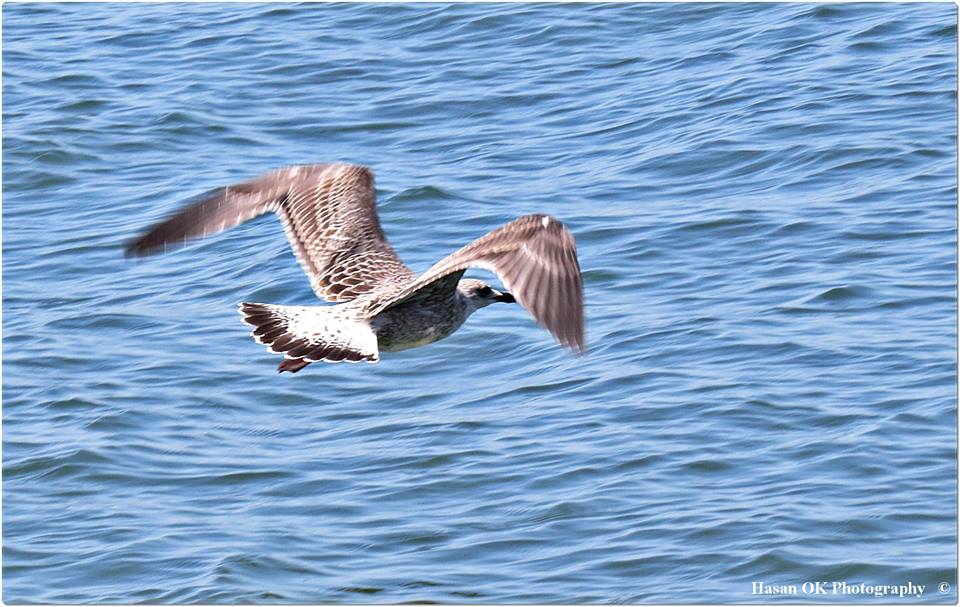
{"left": 123, "top": 233, "right": 161, "bottom": 258}
{"left": 122, "top": 185, "right": 234, "bottom": 259}
{"left": 571, "top": 335, "right": 587, "bottom": 355}
{"left": 123, "top": 240, "right": 142, "bottom": 259}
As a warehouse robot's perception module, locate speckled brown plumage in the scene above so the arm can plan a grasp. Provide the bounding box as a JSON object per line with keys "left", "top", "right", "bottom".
{"left": 125, "top": 163, "right": 415, "bottom": 302}
{"left": 126, "top": 163, "right": 585, "bottom": 371}
{"left": 369, "top": 214, "right": 585, "bottom": 353}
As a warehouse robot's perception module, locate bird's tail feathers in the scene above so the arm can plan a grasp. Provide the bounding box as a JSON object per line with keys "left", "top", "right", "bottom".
{"left": 239, "top": 303, "right": 379, "bottom": 370}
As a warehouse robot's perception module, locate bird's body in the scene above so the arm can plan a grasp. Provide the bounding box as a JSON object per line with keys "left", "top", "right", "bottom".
{"left": 126, "top": 163, "right": 584, "bottom": 372}
{"left": 371, "top": 294, "right": 467, "bottom": 352}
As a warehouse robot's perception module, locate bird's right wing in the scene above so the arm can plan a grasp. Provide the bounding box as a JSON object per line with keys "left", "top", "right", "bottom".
{"left": 125, "top": 163, "right": 415, "bottom": 302}
{"left": 367, "top": 214, "right": 585, "bottom": 352}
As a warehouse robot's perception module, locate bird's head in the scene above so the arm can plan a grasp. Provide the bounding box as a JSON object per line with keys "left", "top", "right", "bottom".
{"left": 458, "top": 278, "right": 516, "bottom": 311}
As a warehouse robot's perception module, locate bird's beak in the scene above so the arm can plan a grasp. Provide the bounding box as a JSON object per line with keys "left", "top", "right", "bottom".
{"left": 496, "top": 291, "right": 516, "bottom": 303}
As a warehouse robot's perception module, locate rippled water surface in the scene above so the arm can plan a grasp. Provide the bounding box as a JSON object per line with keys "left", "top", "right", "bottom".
{"left": 3, "top": 3, "right": 957, "bottom": 604}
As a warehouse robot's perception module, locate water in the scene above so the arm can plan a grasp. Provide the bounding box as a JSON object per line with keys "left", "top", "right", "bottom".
{"left": 3, "top": 3, "right": 957, "bottom": 603}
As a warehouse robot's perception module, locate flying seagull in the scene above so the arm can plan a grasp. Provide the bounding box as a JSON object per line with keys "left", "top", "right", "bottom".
{"left": 126, "top": 163, "right": 585, "bottom": 373}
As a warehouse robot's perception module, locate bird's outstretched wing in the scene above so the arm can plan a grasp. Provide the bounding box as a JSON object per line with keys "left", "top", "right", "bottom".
{"left": 367, "top": 214, "right": 585, "bottom": 352}
{"left": 125, "top": 163, "right": 414, "bottom": 302}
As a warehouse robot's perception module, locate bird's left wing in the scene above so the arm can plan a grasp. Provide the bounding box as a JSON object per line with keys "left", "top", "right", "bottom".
{"left": 366, "top": 214, "right": 585, "bottom": 352}
{"left": 124, "top": 163, "right": 415, "bottom": 302}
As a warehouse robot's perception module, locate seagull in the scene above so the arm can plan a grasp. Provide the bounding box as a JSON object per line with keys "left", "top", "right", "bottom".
{"left": 126, "top": 163, "right": 585, "bottom": 373}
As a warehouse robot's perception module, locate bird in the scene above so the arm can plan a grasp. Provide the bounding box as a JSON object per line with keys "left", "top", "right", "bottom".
{"left": 125, "top": 163, "right": 585, "bottom": 373}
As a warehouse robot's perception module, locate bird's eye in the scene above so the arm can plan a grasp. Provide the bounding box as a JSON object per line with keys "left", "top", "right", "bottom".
{"left": 478, "top": 286, "right": 492, "bottom": 297}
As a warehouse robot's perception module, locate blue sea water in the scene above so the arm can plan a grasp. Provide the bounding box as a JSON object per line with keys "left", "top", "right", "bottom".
{"left": 2, "top": 2, "right": 957, "bottom": 604}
